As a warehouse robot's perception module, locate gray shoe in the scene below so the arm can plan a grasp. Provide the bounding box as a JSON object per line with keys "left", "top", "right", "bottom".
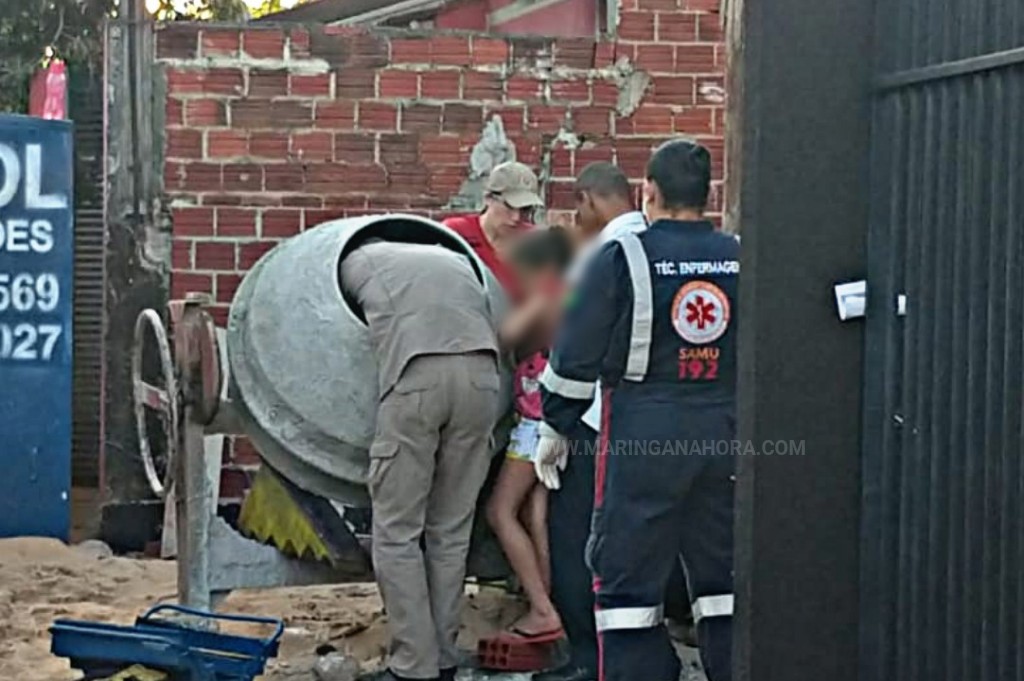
{"left": 532, "top": 665, "right": 597, "bottom": 681}
{"left": 359, "top": 670, "right": 438, "bottom": 681}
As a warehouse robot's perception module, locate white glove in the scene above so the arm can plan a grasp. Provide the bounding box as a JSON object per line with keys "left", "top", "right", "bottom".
{"left": 535, "top": 425, "right": 569, "bottom": 490}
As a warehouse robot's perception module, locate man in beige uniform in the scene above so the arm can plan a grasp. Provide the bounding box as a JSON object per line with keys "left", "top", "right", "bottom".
{"left": 340, "top": 239, "right": 502, "bottom": 681}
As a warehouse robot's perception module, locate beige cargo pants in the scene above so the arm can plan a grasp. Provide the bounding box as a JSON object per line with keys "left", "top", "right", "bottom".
{"left": 370, "top": 352, "right": 501, "bottom": 679}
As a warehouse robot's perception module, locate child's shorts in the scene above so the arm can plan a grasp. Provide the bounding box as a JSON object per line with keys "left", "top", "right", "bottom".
{"left": 505, "top": 417, "right": 542, "bottom": 463}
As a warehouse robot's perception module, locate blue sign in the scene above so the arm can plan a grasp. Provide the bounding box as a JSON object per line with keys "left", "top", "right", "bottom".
{"left": 0, "top": 115, "right": 74, "bottom": 540}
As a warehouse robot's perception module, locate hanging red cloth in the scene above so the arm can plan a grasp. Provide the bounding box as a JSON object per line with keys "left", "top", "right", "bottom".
{"left": 29, "top": 58, "right": 67, "bottom": 120}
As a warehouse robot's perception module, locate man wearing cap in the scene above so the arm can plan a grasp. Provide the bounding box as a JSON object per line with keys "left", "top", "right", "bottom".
{"left": 443, "top": 161, "right": 545, "bottom": 301}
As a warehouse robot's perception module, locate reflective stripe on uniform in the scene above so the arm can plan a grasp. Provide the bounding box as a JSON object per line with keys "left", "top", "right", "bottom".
{"left": 594, "top": 605, "right": 664, "bottom": 632}
{"left": 615, "top": 232, "right": 653, "bottom": 382}
{"left": 540, "top": 364, "right": 596, "bottom": 400}
{"left": 692, "top": 594, "right": 734, "bottom": 623}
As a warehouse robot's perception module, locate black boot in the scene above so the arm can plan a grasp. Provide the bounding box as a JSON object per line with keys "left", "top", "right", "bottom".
{"left": 439, "top": 667, "right": 457, "bottom": 681}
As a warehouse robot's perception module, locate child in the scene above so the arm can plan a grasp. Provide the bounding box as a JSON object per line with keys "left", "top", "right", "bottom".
{"left": 486, "top": 227, "right": 574, "bottom": 640}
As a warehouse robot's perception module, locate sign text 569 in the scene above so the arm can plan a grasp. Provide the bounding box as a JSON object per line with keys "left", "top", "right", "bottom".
{"left": 0, "top": 272, "right": 59, "bottom": 312}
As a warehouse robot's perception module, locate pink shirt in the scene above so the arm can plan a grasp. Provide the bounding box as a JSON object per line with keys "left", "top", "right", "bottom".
{"left": 514, "top": 352, "right": 546, "bottom": 420}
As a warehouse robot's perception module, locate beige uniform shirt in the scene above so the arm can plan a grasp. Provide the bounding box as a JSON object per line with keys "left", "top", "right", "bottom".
{"left": 340, "top": 241, "right": 499, "bottom": 397}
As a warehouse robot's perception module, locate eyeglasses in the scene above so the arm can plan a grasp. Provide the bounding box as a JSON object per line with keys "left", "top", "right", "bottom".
{"left": 489, "top": 193, "right": 535, "bottom": 221}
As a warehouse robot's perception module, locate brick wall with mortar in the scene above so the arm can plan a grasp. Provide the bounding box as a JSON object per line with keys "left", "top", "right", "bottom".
{"left": 156, "top": 5, "right": 726, "bottom": 501}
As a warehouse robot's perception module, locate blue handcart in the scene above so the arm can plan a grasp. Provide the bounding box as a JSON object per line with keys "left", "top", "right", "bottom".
{"left": 50, "top": 604, "right": 284, "bottom": 680}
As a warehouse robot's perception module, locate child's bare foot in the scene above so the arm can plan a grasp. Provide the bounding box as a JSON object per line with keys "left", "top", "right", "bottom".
{"left": 509, "top": 610, "right": 563, "bottom": 638}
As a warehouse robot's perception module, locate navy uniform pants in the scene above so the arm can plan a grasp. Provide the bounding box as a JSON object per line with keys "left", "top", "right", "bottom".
{"left": 588, "top": 394, "right": 735, "bottom": 681}
{"left": 547, "top": 424, "right": 599, "bottom": 674}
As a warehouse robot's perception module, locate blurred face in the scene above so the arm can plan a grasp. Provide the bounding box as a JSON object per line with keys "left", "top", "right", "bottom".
{"left": 574, "top": 191, "right": 602, "bottom": 235}
{"left": 518, "top": 264, "right": 562, "bottom": 301}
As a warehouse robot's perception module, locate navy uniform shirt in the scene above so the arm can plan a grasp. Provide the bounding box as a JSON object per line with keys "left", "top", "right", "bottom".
{"left": 541, "top": 219, "right": 739, "bottom": 437}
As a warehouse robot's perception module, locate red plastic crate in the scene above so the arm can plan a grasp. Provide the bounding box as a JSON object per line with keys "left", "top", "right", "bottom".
{"left": 476, "top": 632, "right": 564, "bottom": 672}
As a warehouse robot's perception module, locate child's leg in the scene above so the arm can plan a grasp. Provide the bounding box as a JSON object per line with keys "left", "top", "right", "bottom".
{"left": 522, "top": 485, "right": 551, "bottom": 593}
{"left": 487, "top": 459, "right": 563, "bottom": 635}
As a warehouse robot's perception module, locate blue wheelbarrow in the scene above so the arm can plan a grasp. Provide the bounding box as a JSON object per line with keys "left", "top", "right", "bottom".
{"left": 50, "top": 604, "right": 284, "bottom": 681}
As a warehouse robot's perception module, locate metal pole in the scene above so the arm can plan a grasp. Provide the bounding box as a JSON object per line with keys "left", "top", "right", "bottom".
{"left": 124, "top": 0, "right": 143, "bottom": 223}
{"left": 175, "top": 299, "right": 213, "bottom": 610}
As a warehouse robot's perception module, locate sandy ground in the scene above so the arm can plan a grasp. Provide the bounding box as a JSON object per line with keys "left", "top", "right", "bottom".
{"left": 0, "top": 537, "right": 704, "bottom": 681}
{"left": 0, "top": 537, "right": 529, "bottom": 680}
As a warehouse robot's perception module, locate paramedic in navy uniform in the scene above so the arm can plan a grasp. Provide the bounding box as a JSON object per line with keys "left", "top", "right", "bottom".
{"left": 536, "top": 139, "right": 738, "bottom": 681}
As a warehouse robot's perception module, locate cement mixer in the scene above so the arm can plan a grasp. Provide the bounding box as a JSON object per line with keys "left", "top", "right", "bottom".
{"left": 133, "top": 214, "right": 514, "bottom": 610}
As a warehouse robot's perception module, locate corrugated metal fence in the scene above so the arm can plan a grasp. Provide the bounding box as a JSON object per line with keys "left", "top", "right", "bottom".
{"left": 68, "top": 65, "right": 105, "bottom": 487}
{"left": 861, "top": 3, "right": 1024, "bottom": 680}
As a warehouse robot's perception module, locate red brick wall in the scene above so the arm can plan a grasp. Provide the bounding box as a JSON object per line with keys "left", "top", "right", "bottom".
{"left": 157, "top": 7, "right": 726, "bottom": 500}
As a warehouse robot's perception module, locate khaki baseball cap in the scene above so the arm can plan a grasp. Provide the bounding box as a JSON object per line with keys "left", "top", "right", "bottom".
{"left": 486, "top": 162, "right": 544, "bottom": 209}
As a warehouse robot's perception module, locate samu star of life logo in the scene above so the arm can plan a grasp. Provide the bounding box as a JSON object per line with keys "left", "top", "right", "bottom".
{"left": 671, "top": 280, "right": 731, "bottom": 344}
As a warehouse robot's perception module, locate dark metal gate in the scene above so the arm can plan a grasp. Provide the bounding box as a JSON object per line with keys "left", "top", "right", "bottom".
{"left": 861, "top": 4, "right": 1024, "bottom": 680}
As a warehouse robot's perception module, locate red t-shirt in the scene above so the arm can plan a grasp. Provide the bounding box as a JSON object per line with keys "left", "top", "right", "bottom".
{"left": 443, "top": 214, "right": 521, "bottom": 302}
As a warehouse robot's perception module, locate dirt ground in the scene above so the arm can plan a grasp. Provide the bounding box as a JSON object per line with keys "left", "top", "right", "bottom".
{"left": 0, "top": 537, "right": 531, "bottom": 680}
{"left": 0, "top": 537, "right": 705, "bottom": 681}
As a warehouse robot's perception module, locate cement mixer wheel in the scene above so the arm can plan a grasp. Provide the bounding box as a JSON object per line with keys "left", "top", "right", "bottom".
{"left": 183, "top": 302, "right": 222, "bottom": 426}
{"left": 133, "top": 308, "right": 180, "bottom": 499}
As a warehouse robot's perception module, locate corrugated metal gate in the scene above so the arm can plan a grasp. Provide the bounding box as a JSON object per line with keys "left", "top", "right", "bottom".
{"left": 68, "top": 65, "right": 106, "bottom": 487}
{"left": 861, "top": 3, "right": 1024, "bottom": 680}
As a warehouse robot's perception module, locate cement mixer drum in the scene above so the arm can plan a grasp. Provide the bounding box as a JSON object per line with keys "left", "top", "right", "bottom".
{"left": 227, "top": 214, "right": 511, "bottom": 506}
